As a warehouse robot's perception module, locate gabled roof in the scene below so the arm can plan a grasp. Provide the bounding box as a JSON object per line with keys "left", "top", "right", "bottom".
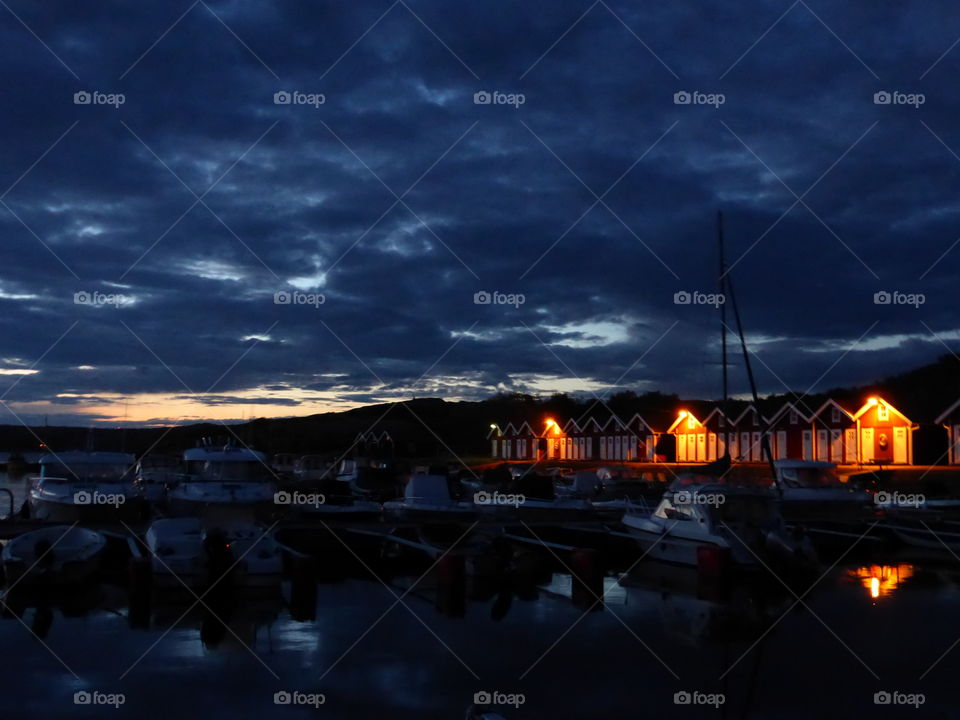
{"left": 852, "top": 397, "right": 912, "bottom": 424}
{"left": 667, "top": 410, "right": 702, "bottom": 433}
{"left": 625, "top": 412, "right": 655, "bottom": 434}
{"left": 701, "top": 407, "right": 730, "bottom": 427}
{"left": 602, "top": 415, "right": 627, "bottom": 432}
{"left": 503, "top": 422, "right": 519, "bottom": 436}
{"left": 810, "top": 398, "right": 854, "bottom": 422}
{"left": 486, "top": 424, "right": 502, "bottom": 439}
{"left": 936, "top": 396, "right": 960, "bottom": 425}
{"left": 562, "top": 418, "right": 581, "bottom": 434}
{"left": 731, "top": 404, "right": 768, "bottom": 427}
{"left": 580, "top": 417, "right": 603, "bottom": 432}
{"left": 768, "top": 401, "right": 812, "bottom": 426}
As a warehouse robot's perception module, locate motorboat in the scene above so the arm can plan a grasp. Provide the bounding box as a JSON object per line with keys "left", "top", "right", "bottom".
{"left": 475, "top": 474, "right": 593, "bottom": 523}
{"left": 279, "top": 479, "right": 382, "bottom": 521}
{"left": 622, "top": 480, "right": 800, "bottom": 568}
{"left": 167, "top": 445, "right": 277, "bottom": 518}
{"left": 134, "top": 453, "right": 181, "bottom": 505}
{"left": 27, "top": 452, "right": 142, "bottom": 523}
{"left": 145, "top": 517, "right": 206, "bottom": 588}
{"left": 2, "top": 526, "right": 106, "bottom": 586}
{"left": 147, "top": 513, "right": 283, "bottom": 588}
{"left": 383, "top": 474, "right": 476, "bottom": 522}
{"left": 771, "top": 460, "right": 872, "bottom": 523}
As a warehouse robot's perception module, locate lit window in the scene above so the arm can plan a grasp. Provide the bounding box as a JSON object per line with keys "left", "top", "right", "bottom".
{"left": 878, "top": 403, "right": 889, "bottom": 421}
{"left": 687, "top": 417, "right": 696, "bottom": 430}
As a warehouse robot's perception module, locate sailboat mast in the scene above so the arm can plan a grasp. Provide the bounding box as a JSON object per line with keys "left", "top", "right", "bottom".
{"left": 726, "top": 258, "right": 779, "bottom": 478}
{"left": 718, "top": 211, "right": 729, "bottom": 410}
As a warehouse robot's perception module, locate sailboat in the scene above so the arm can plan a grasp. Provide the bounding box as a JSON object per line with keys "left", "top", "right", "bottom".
{"left": 623, "top": 212, "right": 805, "bottom": 569}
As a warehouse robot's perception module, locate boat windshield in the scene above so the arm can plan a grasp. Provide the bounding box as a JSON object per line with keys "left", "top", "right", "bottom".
{"left": 201, "top": 460, "right": 271, "bottom": 482}
{"left": 42, "top": 462, "right": 132, "bottom": 482}
{"left": 780, "top": 467, "right": 842, "bottom": 489}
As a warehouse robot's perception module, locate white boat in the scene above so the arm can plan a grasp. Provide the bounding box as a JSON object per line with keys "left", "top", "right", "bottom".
{"left": 476, "top": 474, "right": 593, "bottom": 522}
{"left": 2, "top": 525, "right": 106, "bottom": 586}
{"left": 622, "top": 481, "right": 794, "bottom": 568}
{"left": 209, "top": 520, "right": 284, "bottom": 587}
{"left": 28, "top": 452, "right": 142, "bottom": 523}
{"left": 383, "top": 474, "right": 475, "bottom": 522}
{"left": 134, "top": 453, "right": 181, "bottom": 505}
{"left": 771, "top": 460, "right": 871, "bottom": 521}
{"left": 167, "top": 446, "right": 276, "bottom": 517}
{"left": 147, "top": 514, "right": 283, "bottom": 588}
{"left": 145, "top": 517, "right": 206, "bottom": 587}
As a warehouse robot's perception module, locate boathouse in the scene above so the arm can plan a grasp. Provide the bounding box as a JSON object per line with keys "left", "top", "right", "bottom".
{"left": 626, "top": 413, "right": 658, "bottom": 461}
{"left": 701, "top": 407, "right": 729, "bottom": 461}
{"left": 852, "top": 397, "right": 914, "bottom": 465}
{"left": 731, "top": 405, "right": 765, "bottom": 462}
{"left": 767, "top": 402, "right": 812, "bottom": 460}
{"left": 668, "top": 410, "right": 704, "bottom": 462}
{"left": 810, "top": 399, "right": 857, "bottom": 464}
{"left": 936, "top": 397, "right": 960, "bottom": 465}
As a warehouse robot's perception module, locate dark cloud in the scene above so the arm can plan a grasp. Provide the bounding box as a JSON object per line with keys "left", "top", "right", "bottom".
{"left": 0, "top": 0, "right": 958, "bottom": 425}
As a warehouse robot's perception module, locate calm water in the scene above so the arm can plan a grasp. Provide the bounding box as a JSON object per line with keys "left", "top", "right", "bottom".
{"left": 2, "top": 474, "right": 960, "bottom": 719}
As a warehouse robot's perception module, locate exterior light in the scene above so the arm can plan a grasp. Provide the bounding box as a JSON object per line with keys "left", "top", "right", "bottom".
{"left": 867, "top": 397, "right": 878, "bottom": 406}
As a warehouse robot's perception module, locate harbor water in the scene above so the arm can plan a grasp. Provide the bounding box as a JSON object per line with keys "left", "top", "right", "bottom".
{"left": 1, "top": 474, "right": 958, "bottom": 719}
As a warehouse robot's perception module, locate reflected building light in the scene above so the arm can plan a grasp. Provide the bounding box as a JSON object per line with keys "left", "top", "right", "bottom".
{"left": 849, "top": 564, "right": 914, "bottom": 600}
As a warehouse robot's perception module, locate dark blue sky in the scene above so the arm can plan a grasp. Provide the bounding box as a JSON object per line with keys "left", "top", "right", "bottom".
{"left": 0, "top": 0, "right": 957, "bottom": 425}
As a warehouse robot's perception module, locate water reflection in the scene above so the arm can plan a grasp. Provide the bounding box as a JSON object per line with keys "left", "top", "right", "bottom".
{"left": 848, "top": 564, "right": 915, "bottom": 600}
